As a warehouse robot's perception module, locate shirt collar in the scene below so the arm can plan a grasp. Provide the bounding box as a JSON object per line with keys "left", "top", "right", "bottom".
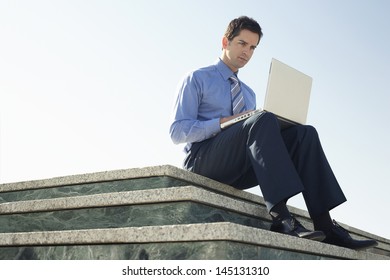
{"left": 215, "top": 58, "right": 238, "bottom": 81}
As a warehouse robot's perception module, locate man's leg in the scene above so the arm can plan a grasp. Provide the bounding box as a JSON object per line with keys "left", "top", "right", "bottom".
{"left": 281, "top": 125, "right": 347, "bottom": 217}
{"left": 281, "top": 125, "right": 377, "bottom": 249}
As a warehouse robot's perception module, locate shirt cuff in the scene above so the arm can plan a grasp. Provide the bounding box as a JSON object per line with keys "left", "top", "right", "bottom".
{"left": 205, "top": 118, "right": 222, "bottom": 138}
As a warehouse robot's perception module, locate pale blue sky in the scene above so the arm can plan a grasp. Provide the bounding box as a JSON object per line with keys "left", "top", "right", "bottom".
{"left": 1, "top": 0, "right": 389, "bottom": 239}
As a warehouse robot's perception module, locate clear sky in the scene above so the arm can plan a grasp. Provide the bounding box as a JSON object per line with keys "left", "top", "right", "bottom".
{"left": 1, "top": 0, "right": 389, "bottom": 239}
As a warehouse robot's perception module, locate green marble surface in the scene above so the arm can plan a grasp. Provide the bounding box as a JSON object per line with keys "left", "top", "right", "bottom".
{"left": 0, "top": 176, "right": 188, "bottom": 203}
{"left": 0, "top": 241, "right": 333, "bottom": 260}
{"left": 0, "top": 201, "right": 270, "bottom": 233}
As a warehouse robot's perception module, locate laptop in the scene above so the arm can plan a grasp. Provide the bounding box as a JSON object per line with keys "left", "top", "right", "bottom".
{"left": 220, "top": 58, "right": 312, "bottom": 130}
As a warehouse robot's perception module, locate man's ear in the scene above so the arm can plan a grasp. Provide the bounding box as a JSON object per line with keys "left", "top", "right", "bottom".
{"left": 222, "top": 36, "right": 229, "bottom": 49}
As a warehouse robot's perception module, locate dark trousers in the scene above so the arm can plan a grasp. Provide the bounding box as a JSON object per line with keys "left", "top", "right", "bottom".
{"left": 184, "top": 112, "right": 346, "bottom": 218}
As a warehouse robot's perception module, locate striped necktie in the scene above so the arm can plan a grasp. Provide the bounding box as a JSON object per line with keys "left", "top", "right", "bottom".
{"left": 230, "top": 75, "right": 245, "bottom": 115}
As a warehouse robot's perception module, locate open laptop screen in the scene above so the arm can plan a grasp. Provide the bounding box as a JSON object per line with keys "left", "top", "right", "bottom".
{"left": 263, "top": 58, "right": 312, "bottom": 125}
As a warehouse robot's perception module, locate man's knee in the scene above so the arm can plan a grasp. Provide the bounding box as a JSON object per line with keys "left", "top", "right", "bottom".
{"left": 302, "top": 125, "right": 318, "bottom": 136}
{"left": 294, "top": 125, "right": 320, "bottom": 143}
{"left": 259, "top": 111, "right": 278, "bottom": 121}
{"left": 248, "top": 111, "right": 279, "bottom": 129}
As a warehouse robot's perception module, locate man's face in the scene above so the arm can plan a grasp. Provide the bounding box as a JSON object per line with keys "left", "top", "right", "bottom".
{"left": 222, "top": 29, "right": 260, "bottom": 72}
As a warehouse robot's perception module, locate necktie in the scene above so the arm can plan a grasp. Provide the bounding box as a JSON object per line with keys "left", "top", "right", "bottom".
{"left": 230, "top": 75, "right": 245, "bottom": 115}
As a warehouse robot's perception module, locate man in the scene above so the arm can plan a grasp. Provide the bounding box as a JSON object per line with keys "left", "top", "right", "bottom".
{"left": 169, "top": 16, "right": 377, "bottom": 250}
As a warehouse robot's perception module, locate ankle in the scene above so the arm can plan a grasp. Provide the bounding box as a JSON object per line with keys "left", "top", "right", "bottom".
{"left": 270, "top": 201, "right": 292, "bottom": 222}
{"left": 312, "top": 212, "right": 333, "bottom": 233}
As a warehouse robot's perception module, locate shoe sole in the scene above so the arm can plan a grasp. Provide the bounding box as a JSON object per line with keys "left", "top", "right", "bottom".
{"left": 323, "top": 240, "right": 378, "bottom": 250}
{"left": 299, "top": 231, "right": 326, "bottom": 242}
{"left": 271, "top": 229, "right": 326, "bottom": 242}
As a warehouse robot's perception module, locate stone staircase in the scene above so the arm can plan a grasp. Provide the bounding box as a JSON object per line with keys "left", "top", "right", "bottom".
{"left": 0, "top": 165, "right": 388, "bottom": 260}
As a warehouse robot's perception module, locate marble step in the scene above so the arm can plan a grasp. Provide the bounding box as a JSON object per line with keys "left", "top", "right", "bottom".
{"left": 0, "top": 222, "right": 388, "bottom": 260}
{"left": 0, "top": 186, "right": 270, "bottom": 233}
{"left": 0, "top": 176, "right": 189, "bottom": 204}
{"left": 0, "top": 165, "right": 269, "bottom": 207}
{"left": 1, "top": 184, "right": 389, "bottom": 258}
{"left": 1, "top": 165, "right": 389, "bottom": 259}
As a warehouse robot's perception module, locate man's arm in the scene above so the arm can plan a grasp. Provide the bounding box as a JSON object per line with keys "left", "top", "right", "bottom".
{"left": 170, "top": 118, "right": 221, "bottom": 145}
{"left": 169, "top": 74, "right": 221, "bottom": 144}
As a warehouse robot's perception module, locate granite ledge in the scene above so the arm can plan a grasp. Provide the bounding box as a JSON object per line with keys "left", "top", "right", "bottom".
{"left": 0, "top": 222, "right": 387, "bottom": 260}
{"left": 0, "top": 165, "right": 266, "bottom": 211}
{"left": 1, "top": 165, "right": 388, "bottom": 246}
{"left": 0, "top": 186, "right": 268, "bottom": 220}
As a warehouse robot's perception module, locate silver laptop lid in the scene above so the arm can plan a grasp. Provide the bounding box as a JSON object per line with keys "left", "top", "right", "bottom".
{"left": 263, "top": 58, "right": 312, "bottom": 125}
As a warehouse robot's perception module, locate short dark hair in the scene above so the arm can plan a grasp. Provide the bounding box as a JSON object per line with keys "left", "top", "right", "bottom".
{"left": 224, "top": 16, "right": 263, "bottom": 44}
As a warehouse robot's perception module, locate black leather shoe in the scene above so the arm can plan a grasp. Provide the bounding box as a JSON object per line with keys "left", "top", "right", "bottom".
{"left": 323, "top": 220, "right": 378, "bottom": 250}
{"left": 270, "top": 216, "right": 326, "bottom": 241}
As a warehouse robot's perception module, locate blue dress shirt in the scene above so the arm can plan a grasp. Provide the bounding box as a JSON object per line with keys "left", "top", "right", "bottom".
{"left": 170, "top": 59, "right": 257, "bottom": 152}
